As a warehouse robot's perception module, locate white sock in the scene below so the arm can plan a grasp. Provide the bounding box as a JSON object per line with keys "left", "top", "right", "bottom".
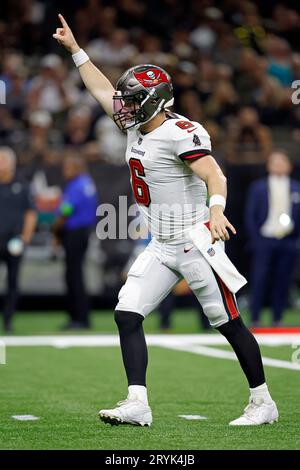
{"left": 128, "top": 385, "right": 148, "bottom": 405}
{"left": 250, "top": 383, "right": 273, "bottom": 404}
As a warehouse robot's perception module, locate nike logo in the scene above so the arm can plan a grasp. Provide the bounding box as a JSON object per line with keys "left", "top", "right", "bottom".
{"left": 187, "top": 128, "right": 198, "bottom": 133}
{"left": 184, "top": 247, "right": 193, "bottom": 253}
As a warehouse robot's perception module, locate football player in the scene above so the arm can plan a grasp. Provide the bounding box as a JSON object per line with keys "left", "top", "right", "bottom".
{"left": 53, "top": 14, "right": 278, "bottom": 426}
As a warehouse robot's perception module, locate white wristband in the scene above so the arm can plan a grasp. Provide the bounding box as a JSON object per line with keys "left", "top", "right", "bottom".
{"left": 72, "top": 49, "right": 89, "bottom": 67}
{"left": 209, "top": 194, "right": 226, "bottom": 210}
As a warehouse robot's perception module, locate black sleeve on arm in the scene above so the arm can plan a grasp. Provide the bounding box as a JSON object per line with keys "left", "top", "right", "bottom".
{"left": 178, "top": 149, "right": 212, "bottom": 162}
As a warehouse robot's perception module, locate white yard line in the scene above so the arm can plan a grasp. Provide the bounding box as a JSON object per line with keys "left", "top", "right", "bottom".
{"left": 1, "top": 334, "right": 300, "bottom": 372}
{"left": 1, "top": 335, "right": 121, "bottom": 347}
{"left": 161, "top": 342, "right": 300, "bottom": 372}
{"left": 2, "top": 333, "right": 300, "bottom": 347}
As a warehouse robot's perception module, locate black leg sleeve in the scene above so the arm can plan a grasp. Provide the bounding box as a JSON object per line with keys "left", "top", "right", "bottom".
{"left": 115, "top": 310, "right": 148, "bottom": 386}
{"left": 217, "top": 317, "right": 265, "bottom": 388}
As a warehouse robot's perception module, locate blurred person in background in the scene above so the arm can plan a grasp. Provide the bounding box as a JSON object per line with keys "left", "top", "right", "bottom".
{"left": 87, "top": 29, "right": 137, "bottom": 67}
{"left": 64, "top": 106, "right": 94, "bottom": 147}
{"left": 0, "top": 147, "right": 37, "bottom": 332}
{"left": 189, "top": 8, "right": 218, "bottom": 54}
{"left": 18, "top": 110, "right": 55, "bottom": 180}
{"left": 6, "top": 67, "right": 28, "bottom": 121}
{"left": 64, "top": 105, "right": 100, "bottom": 166}
{"left": 204, "top": 64, "right": 238, "bottom": 124}
{"left": 264, "top": 36, "right": 293, "bottom": 88}
{"left": 245, "top": 150, "right": 300, "bottom": 327}
{"left": 233, "top": 1, "right": 266, "bottom": 54}
{"left": 53, "top": 154, "right": 98, "bottom": 330}
{"left": 95, "top": 115, "right": 127, "bottom": 165}
{"left": 172, "top": 61, "right": 197, "bottom": 97}
{"left": 0, "top": 52, "right": 26, "bottom": 94}
{"left": 27, "top": 54, "right": 79, "bottom": 116}
{"left": 133, "top": 34, "right": 176, "bottom": 68}
{"left": 225, "top": 106, "right": 272, "bottom": 164}
{"left": 178, "top": 90, "right": 203, "bottom": 124}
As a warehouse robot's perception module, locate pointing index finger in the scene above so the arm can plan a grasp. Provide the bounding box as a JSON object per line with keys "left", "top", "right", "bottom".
{"left": 58, "top": 13, "right": 69, "bottom": 28}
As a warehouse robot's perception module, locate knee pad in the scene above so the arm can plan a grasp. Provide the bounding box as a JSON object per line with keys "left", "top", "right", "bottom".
{"left": 114, "top": 310, "right": 144, "bottom": 335}
{"left": 202, "top": 302, "right": 226, "bottom": 327}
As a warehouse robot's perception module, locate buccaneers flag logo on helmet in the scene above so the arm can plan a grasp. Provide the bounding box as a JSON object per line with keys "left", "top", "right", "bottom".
{"left": 133, "top": 68, "right": 169, "bottom": 88}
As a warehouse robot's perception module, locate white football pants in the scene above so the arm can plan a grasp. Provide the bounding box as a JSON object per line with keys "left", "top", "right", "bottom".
{"left": 116, "top": 237, "right": 240, "bottom": 328}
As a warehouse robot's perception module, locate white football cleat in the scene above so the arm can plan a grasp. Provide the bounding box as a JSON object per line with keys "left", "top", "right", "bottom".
{"left": 99, "top": 398, "right": 152, "bottom": 427}
{"left": 229, "top": 397, "right": 279, "bottom": 426}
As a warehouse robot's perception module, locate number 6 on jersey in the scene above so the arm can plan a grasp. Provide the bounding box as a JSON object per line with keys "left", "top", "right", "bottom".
{"left": 129, "top": 158, "right": 151, "bottom": 206}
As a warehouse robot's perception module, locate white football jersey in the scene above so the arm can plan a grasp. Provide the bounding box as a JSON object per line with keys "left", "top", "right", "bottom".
{"left": 126, "top": 113, "right": 212, "bottom": 241}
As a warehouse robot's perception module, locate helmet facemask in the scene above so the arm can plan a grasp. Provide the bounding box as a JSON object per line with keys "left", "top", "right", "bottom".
{"left": 113, "top": 88, "right": 166, "bottom": 131}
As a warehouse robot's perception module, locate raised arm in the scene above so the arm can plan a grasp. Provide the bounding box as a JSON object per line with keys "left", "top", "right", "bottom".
{"left": 188, "top": 156, "right": 236, "bottom": 244}
{"left": 53, "top": 14, "right": 115, "bottom": 118}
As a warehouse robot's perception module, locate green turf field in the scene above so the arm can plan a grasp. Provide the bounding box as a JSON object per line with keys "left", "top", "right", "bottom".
{"left": 0, "top": 310, "right": 300, "bottom": 450}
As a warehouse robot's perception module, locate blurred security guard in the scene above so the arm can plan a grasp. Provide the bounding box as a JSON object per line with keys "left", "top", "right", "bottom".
{"left": 0, "top": 147, "right": 37, "bottom": 332}
{"left": 245, "top": 150, "right": 300, "bottom": 327}
{"left": 54, "top": 154, "right": 98, "bottom": 329}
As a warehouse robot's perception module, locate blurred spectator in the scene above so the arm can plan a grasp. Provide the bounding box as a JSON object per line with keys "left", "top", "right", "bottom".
{"left": 63, "top": 106, "right": 100, "bottom": 163}
{"left": 178, "top": 90, "right": 203, "bottom": 123}
{"left": 87, "top": 29, "right": 137, "bottom": 67}
{"left": 212, "top": 26, "right": 240, "bottom": 68}
{"left": 134, "top": 34, "right": 177, "bottom": 67}
{"left": 264, "top": 36, "right": 293, "bottom": 87}
{"left": 189, "top": 8, "right": 220, "bottom": 53}
{"left": 245, "top": 150, "right": 300, "bottom": 326}
{"left": 225, "top": 107, "right": 272, "bottom": 164}
{"left": 17, "top": 110, "right": 61, "bottom": 181}
{"left": 0, "top": 52, "right": 26, "bottom": 91}
{"left": 6, "top": 68, "right": 28, "bottom": 120}
{"left": 204, "top": 64, "right": 238, "bottom": 123}
{"left": 53, "top": 154, "right": 98, "bottom": 330}
{"left": 235, "top": 48, "right": 261, "bottom": 105}
{"left": 0, "top": 147, "right": 37, "bottom": 332}
{"left": 95, "top": 115, "right": 127, "bottom": 165}
{"left": 64, "top": 106, "right": 94, "bottom": 147}
{"left": 171, "top": 30, "right": 194, "bottom": 61}
{"left": 272, "top": 4, "right": 300, "bottom": 50}
{"left": 196, "top": 59, "right": 216, "bottom": 103}
{"left": 233, "top": 1, "right": 266, "bottom": 54}
{"left": 27, "top": 54, "right": 79, "bottom": 115}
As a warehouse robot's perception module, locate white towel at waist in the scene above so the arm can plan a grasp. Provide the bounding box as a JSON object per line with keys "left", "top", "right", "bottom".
{"left": 189, "top": 224, "right": 247, "bottom": 294}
